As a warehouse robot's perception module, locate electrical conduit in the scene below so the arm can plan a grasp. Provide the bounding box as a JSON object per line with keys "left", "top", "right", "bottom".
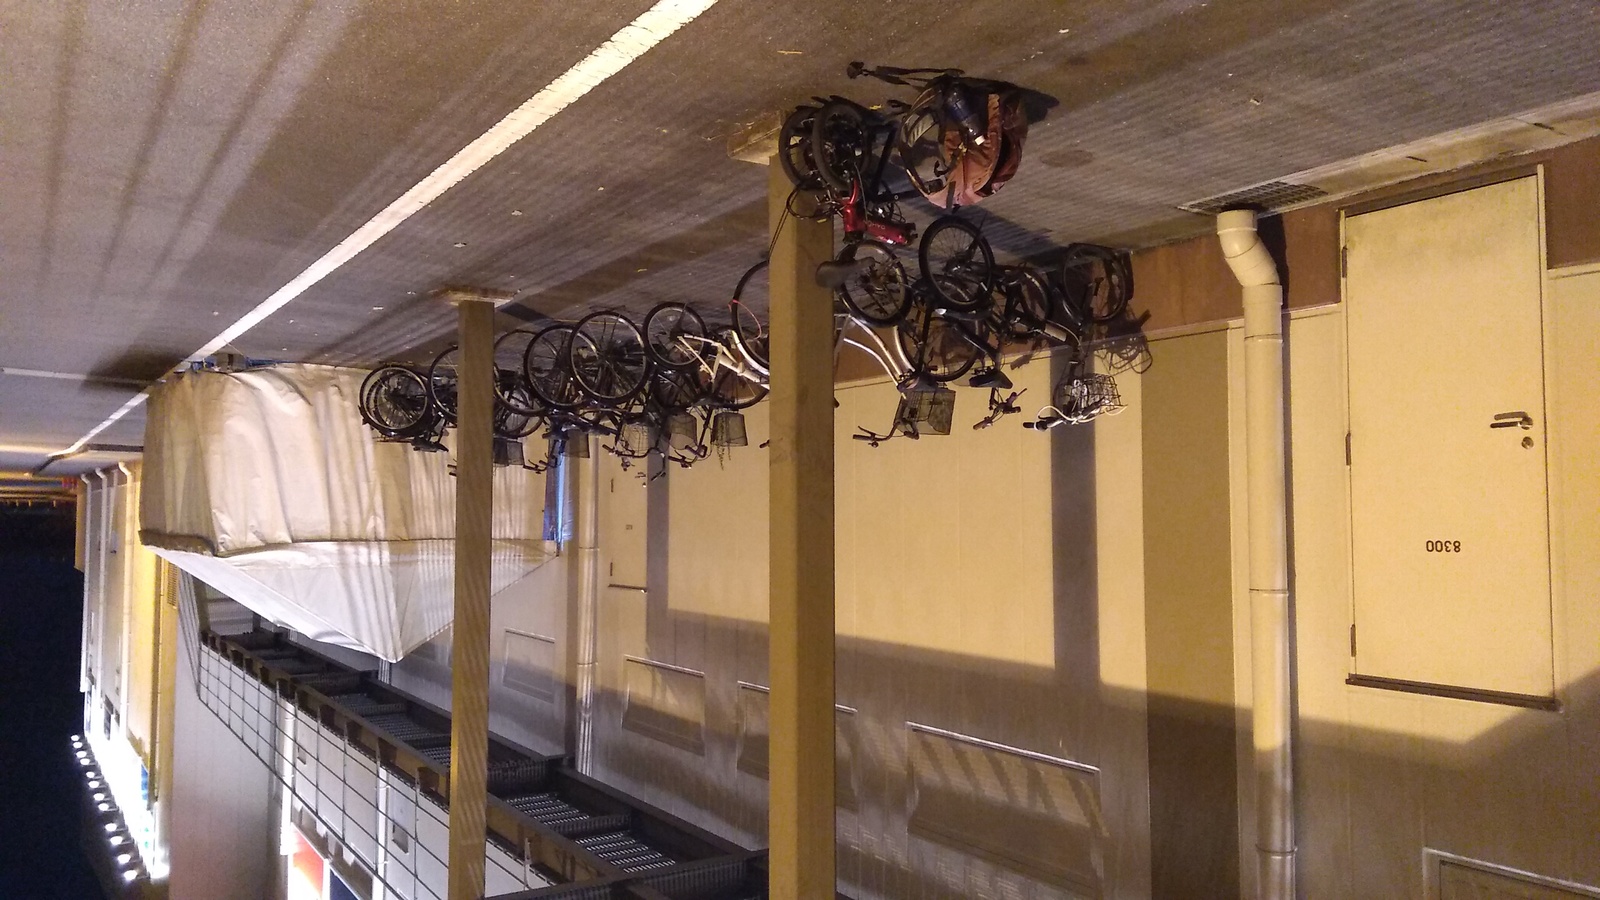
{"left": 1217, "top": 209, "right": 1296, "bottom": 900}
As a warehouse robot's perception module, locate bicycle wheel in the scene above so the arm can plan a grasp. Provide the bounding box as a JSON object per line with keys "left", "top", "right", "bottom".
{"left": 893, "top": 103, "right": 952, "bottom": 198}
{"left": 709, "top": 366, "right": 769, "bottom": 410}
{"left": 1005, "top": 266, "right": 1052, "bottom": 332}
{"left": 569, "top": 310, "right": 650, "bottom": 403}
{"left": 494, "top": 378, "right": 542, "bottom": 439}
{"left": 731, "top": 260, "right": 770, "bottom": 372}
{"left": 649, "top": 366, "right": 709, "bottom": 413}
{"left": 919, "top": 216, "right": 995, "bottom": 312}
{"left": 492, "top": 329, "right": 545, "bottom": 416}
{"left": 523, "top": 324, "right": 582, "bottom": 408}
{"left": 1058, "top": 243, "right": 1132, "bottom": 324}
{"left": 810, "top": 100, "right": 869, "bottom": 195}
{"left": 360, "top": 365, "right": 432, "bottom": 437}
{"left": 778, "top": 105, "right": 822, "bottom": 189}
{"left": 896, "top": 305, "right": 980, "bottom": 383}
{"left": 836, "top": 241, "right": 912, "bottom": 326}
{"left": 643, "top": 302, "right": 707, "bottom": 370}
{"left": 426, "top": 346, "right": 461, "bottom": 425}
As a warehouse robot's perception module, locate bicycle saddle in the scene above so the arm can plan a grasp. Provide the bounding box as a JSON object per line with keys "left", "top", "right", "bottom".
{"left": 814, "top": 256, "right": 876, "bottom": 289}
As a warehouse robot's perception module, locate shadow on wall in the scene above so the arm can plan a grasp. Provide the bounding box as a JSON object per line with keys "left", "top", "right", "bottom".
{"left": 582, "top": 624, "right": 1600, "bottom": 900}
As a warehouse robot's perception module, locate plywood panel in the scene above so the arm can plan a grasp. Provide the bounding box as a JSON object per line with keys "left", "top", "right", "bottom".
{"left": 1542, "top": 138, "right": 1600, "bottom": 269}
{"left": 1130, "top": 234, "right": 1241, "bottom": 331}
{"left": 1281, "top": 204, "right": 1341, "bottom": 309}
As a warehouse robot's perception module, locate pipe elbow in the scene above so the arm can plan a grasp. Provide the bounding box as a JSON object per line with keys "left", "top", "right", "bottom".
{"left": 1217, "top": 209, "right": 1282, "bottom": 288}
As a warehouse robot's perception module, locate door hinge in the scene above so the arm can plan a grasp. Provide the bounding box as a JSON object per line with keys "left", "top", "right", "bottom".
{"left": 609, "top": 561, "right": 614, "bottom": 577}
{"left": 1340, "top": 245, "right": 1348, "bottom": 278}
{"left": 1344, "top": 432, "right": 1352, "bottom": 466}
{"left": 1349, "top": 623, "right": 1357, "bottom": 657}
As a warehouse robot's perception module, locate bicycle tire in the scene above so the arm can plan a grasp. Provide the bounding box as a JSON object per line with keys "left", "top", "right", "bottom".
{"left": 360, "top": 365, "right": 433, "bottom": 437}
{"left": 569, "top": 310, "right": 650, "bottom": 403}
{"left": 778, "top": 105, "right": 822, "bottom": 189}
{"left": 523, "top": 324, "right": 582, "bottom": 409}
{"left": 649, "top": 366, "right": 709, "bottom": 413}
{"left": 919, "top": 216, "right": 994, "bottom": 312}
{"left": 836, "top": 241, "right": 912, "bottom": 326}
{"left": 1008, "top": 266, "right": 1054, "bottom": 333}
{"left": 731, "top": 261, "right": 770, "bottom": 371}
{"left": 1058, "top": 243, "right": 1132, "bottom": 324}
{"left": 642, "top": 302, "right": 708, "bottom": 370}
{"left": 709, "top": 367, "right": 769, "bottom": 410}
{"left": 492, "top": 329, "right": 545, "bottom": 416}
{"left": 893, "top": 104, "right": 952, "bottom": 199}
{"left": 426, "top": 345, "right": 461, "bottom": 425}
{"left": 896, "top": 306, "right": 979, "bottom": 383}
{"left": 494, "top": 379, "right": 542, "bottom": 439}
{"left": 810, "top": 100, "right": 869, "bottom": 195}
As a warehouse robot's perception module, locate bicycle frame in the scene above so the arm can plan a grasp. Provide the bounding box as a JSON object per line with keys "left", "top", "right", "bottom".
{"left": 677, "top": 332, "right": 768, "bottom": 388}
{"left": 838, "top": 176, "right": 914, "bottom": 246}
{"left": 834, "top": 311, "right": 912, "bottom": 383}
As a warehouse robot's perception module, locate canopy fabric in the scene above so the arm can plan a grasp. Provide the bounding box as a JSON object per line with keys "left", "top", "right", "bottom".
{"left": 140, "top": 364, "right": 551, "bottom": 661}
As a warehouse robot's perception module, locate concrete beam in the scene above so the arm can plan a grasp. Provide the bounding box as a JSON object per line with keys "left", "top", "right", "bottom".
{"left": 765, "top": 159, "right": 837, "bottom": 898}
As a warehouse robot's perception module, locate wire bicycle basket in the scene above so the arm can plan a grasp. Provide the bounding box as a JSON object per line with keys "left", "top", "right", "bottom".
{"left": 896, "top": 384, "right": 957, "bottom": 436}
{"left": 1055, "top": 372, "right": 1124, "bottom": 423}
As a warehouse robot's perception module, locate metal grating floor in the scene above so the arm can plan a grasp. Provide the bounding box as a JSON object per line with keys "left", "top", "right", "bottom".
{"left": 574, "top": 832, "right": 676, "bottom": 873}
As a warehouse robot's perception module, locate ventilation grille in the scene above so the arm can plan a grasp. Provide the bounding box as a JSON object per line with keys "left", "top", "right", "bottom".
{"left": 1180, "top": 180, "right": 1329, "bottom": 215}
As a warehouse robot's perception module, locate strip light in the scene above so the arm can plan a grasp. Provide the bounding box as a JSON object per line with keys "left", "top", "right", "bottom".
{"left": 50, "top": 0, "right": 720, "bottom": 460}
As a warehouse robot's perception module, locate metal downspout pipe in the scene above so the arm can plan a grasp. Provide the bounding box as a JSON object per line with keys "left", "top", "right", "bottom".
{"left": 1217, "top": 209, "right": 1296, "bottom": 899}
{"left": 571, "top": 440, "right": 601, "bottom": 774}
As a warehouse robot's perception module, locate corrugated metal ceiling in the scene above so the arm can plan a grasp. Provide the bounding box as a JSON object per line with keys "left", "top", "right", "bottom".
{"left": 3, "top": 0, "right": 1600, "bottom": 473}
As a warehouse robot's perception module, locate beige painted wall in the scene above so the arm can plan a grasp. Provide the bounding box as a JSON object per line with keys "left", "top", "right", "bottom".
{"left": 1142, "top": 329, "right": 1240, "bottom": 900}
{"left": 1228, "top": 283, "right": 1600, "bottom": 897}
{"left": 663, "top": 357, "right": 1073, "bottom": 669}
{"left": 588, "top": 354, "right": 1154, "bottom": 900}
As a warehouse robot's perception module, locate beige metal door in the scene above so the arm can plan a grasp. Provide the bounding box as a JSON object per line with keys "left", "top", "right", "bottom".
{"left": 1344, "top": 175, "right": 1553, "bottom": 699}
{"left": 604, "top": 463, "right": 648, "bottom": 588}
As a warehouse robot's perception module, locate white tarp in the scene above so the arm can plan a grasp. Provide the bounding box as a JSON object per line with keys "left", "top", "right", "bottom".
{"left": 141, "top": 364, "right": 551, "bottom": 661}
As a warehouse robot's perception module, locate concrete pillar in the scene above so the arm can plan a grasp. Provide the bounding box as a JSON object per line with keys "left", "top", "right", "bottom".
{"left": 765, "top": 159, "right": 836, "bottom": 898}
{"left": 448, "top": 298, "right": 496, "bottom": 900}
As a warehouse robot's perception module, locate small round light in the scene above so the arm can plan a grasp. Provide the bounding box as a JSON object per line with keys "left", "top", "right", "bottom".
{"left": 122, "top": 870, "right": 138, "bottom": 883}
{"left": 98, "top": 803, "right": 111, "bottom": 812}
{"left": 110, "top": 835, "right": 125, "bottom": 846}
{"left": 104, "top": 823, "right": 118, "bottom": 833}
{"left": 117, "top": 853, "right": 132, "bottom": 865}
{"left": 93, "top": 792, "right": 106, "bottom": 802}
{"left": 88, "top": 780, "right": 101, "bottom": 789}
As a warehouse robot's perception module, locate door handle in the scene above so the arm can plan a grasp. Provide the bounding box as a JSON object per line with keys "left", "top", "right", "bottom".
{"left": 1490, "top": 411, "right": 1534, "bottom": 430}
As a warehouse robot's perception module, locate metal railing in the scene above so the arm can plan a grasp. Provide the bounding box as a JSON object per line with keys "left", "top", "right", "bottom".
{"left": 198, "top": 628, "right": 770, "bottom": 900}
